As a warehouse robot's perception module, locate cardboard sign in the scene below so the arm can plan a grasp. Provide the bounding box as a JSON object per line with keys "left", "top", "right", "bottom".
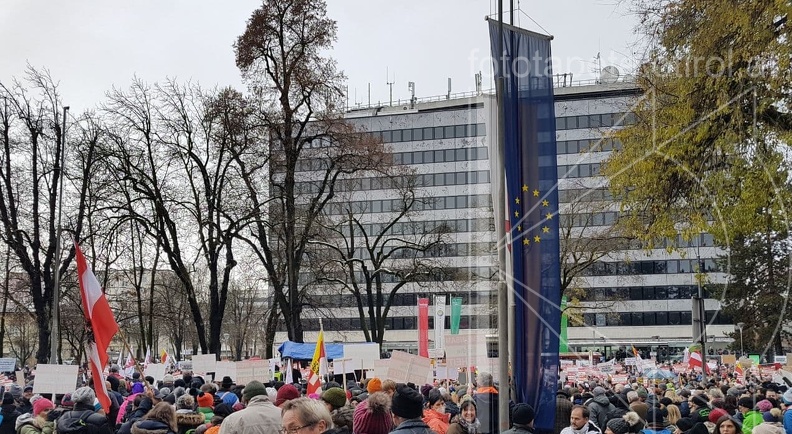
{"left": 144, "top": 364, "right": 167, "bottom": 381}
{"left": 0, "top": 358, "right": 16, "bottom": 372}
{"left": 387, "top": 351, "right": 433, "bottom": 384}
{"left": 236, "top": 359, "right": 269, "bottom": 385}
{"left": 611, "top": 374, "right": 628, "bottom": 384}
{"left": 33, "top": 364, "right": 78, "bottom": 394}
{"left": 215, "top": 361, "right": 237, "bottom": 381}
{"left": 15, "top": 371, "right": 24, "bottom": 385}
{"left": 372, "top": 359, "right": 389, "bottom": 379}
{"left": 342, "top": 343, "right": 381, "bottom": 373}
{"left": 192, "top": 354, "right": 217, "bottom": 375}
{"left": 444, "top": 334, "right": 487, "bottom": 369}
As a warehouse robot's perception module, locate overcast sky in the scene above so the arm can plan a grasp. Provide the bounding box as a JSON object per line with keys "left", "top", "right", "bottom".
{"left": 0, "top": 0, "right": 640, "bottom": 111}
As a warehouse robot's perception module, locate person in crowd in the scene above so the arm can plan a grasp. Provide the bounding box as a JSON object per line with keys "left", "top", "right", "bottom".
{"left": 715, "top": 416, "right": 741, "bottom": 434}
{"left": 666, "top": 404, "right": 682, "bottom": 431}
{"left": 352, "top": 391, "right": 392, "bottom": 434}
{"left": 16, "top": 387, "right": 33, "bottom": 415}
{"left": 174, "top": 394, "right": 205, "bottom": 434}
{"left": 472, "top": 372, "right": 499, "bottom": 434}
{"left": 219, "top": 380, "right": 280, "bottom": 434}
{"left": 640, "top": 408, "right": 670, "bottom": 434}
{"left": 194, "top": 404, "right": 233, "bottom": 434}
{"left": 382, "top": 380, "right": 397, "bottom": 397}
{"left": 557, "top": 389, "right": 574, "bottom": 434}
{"left": 781, "top": 389, "right": 792, "bottom": 434}
{"left": 502, "top": 403, "right": 535, "bottom": 434}
{"left": 367, "top": 378, "right": 383, "bottom": 395}
{"left": 56, "top": 387, "right": 112, "bottom": 434}
{"left": 561, "top": 405, "right": 602, "bottom": 434}
{"left": 423, "top": 389, "right": 450, "bottom": 434}
{"left": 281, "top": 397, "right": 333, "bottom": 434}
{"left": 117, "top": 382, "right": 146, "bottom": 425}
{"left": 117, "top": 395, "right": 154, "bottom": 434}
{"left": 441, "top": 390, "right": 459, "bottom": 420}
{"left": 326, "top": 405, "right": 354, "bottom": 434}
{"left": 321, "top": 388, "right": 347, "bottom": 414}
{"left": 196, "top": 392, "right": 215, "bottom": 423}
{"left": 752, "top": 408, "right": 784, "bottom": 434}
{"left": 737, "top": 397, "right": 763, "bottom": 434}
{"left": 589, "top": 387, "right": 616, "bottom": 430}
{"left": 447, "top": 399, "right": 480, "bottom": 434}
{"left": 605, "top": 412, "right": 643, "bottom": 434}
{"left": 16, "top": 397, "right": 55, "bottom": 434}
{"left": 688, "top": 395, "right": 712, "bottom": 424}
{"left": 391, "top": 384, "right": 434, "bottom": 434}
{"left": 628, "top": 391, "right": 649, "bottom": 422}
{"left": 275, "top": 384, "right": 301, "bottom": 408}
{"left": 0, "top": 393, "right": 21, "bottom": 434}
{"left": 130, "top": 402, "right": 178, "bottom": 434}
{"left": 215, "top": 377, "right": 238, "bottom": 408}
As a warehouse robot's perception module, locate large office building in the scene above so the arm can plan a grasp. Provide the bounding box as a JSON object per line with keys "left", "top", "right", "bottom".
{"left": 275, "top": 76, "right": 733, "bottom": 359}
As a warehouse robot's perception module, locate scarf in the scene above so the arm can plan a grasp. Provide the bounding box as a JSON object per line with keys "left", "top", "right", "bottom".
{"left": 567, "top": 423, "right": 591, "bottom": 434}
{"left": 458, "top": 417, "right": 481, "bottom": 434}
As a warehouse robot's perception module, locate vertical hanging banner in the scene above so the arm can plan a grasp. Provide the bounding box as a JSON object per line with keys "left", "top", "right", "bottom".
{"left": 489, "top": 20, "right": 561, "bottom": 434}
{"left": 450, "top": 297, "right": 462, "bottom": 335}
{"left": 560, "top": 296, "right": 569, "bottom": 353}
{"left": 434, "top": 295, "right": 447, "bottom": 351}
{"left": 417, "top": 298, "right": 429, "bottom": 357}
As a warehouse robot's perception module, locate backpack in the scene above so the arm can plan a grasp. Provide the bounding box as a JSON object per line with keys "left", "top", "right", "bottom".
{"left": 55, "top": 411, "right": 99, "bottom": 434}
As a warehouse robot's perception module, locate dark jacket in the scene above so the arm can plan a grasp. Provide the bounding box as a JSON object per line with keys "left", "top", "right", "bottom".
{"left": 474, "top": 391, "right": 499, "bottom": 434}
{"left": 117, "top": 398, "right": 154, "bottom": 434}
{"left": 392, "top": 419, "right": 434, "bottom": 434}
{"left": 131, "top": 420, "right": 177, "bottom": 434}
{"left": 16, "top": 399, "right": 32, "bottom": 416}
{"left": 0, "top": 405, "right": 20, "bottom": 434}
{"left": 587, "top": 395, "right": 615, "bottom": 430}
{"left": 503, "top": 425, "right": 536, "bottom": 434}
{"left": 55, "top": 404, "right": 112, "bottom": 434}
{"left": 556, "top": 395, "right": 573, "bottom": 434}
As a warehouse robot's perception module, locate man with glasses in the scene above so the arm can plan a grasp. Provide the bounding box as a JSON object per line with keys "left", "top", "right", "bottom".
{"left": 280, "top": 398, "right": 333, "bottom": 434}
{"left": 219, "top": 380, "right": 281, "bottom": 434}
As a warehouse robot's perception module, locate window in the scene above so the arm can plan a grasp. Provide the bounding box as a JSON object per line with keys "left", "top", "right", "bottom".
{"left": 423, "top": 150, "right": 434, "bottom": 163}
{"left": 402, "top": 129, "right": 412, "bottom": 142}
{"left": 434, "top": 126, "right": 444, "bottom": 139}
{"left": 392, "top": 130, "right": 403, "bottom": 143}
{"left": 578, "top": 115, "right": 589, "bottom": 129}
{"left": 455, "top": 125, "right": 466, "bottom": 138}
{"left": 412, "top": 128, "right": 423, "bottom": 141}
{"left": 423, "top": 127, "right": 434, "bottom": 140}
{"left": 456, "top": 148, "right": 467, "bottom": 161}
{"left": 382, "top": 130, "right": 392, "bottom": 143}
{"left": 444, "top": 126, "right": 455, "bottom": 138}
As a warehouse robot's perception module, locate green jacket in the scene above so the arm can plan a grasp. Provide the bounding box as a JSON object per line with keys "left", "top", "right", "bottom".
{"left": 743, "top": 410, "right": 764, "bottom": 434}
{"left": 17, "top": 420, "right": 54, "bottom": 434}
{"left": 197, "top": 407, "right": 215, "bottom": 424}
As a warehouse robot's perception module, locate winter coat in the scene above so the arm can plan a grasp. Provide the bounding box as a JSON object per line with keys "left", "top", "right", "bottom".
{"left": 753, "top": 422, "right": 785, "bottom": 434}
{"left": 0, "top": 405, "right": 21, "bottom": 434}
{"left": 783, "top": 409, "right": 792, "bottom": 434}
{"left": 502, "top": 425, "right": 536, "bottom": 434}
{"left": 423, "top": 409, "right": 450, "bottom": 434}
{"left": 15, "top": 414, "right": 54, "bottom": 434}
{"left": 117, "top": 398, "right": 154, "bottom": 434}
{"left": 445, "top": 403, "right": 460, "bottom": 420}
{"left": 473, "top": 389, "right": 499, "bottom": 434}
{"left": 116, "top": 393, "right": 142, "bottom": 425}
{"left": 15, "top": 401, "right": 31, "bottom": 417}
{"left": 130, "top": 420, "right": 177, "bottom": 434}
{"left": 743, "top": 411, "right": 764, "bottom": 434}
{"left": 556, "top": 395, "right": 574, "bottom": 434}
{"left": 588, "top": 395, "right": 616, "bottom": 430}
{"left": 560, "top": 421, "right": 603, "bottom": 434}
{"left": 630, "top": 402, "right": 649, "bottom": 422}
{"left": 217, "top": 396, "right": 280, "bottom": 434}
{"left": 213, "top": 392, "right": 237, "bottom": 408}
{"left": 392, "top": 420, "right": 435, "bottom": 434}
{"left": 175, "top": 411, "right": 205, "bottom": 434}
{"left": 196, "top": 408, "right": 214, "bottom": 424}
{"left": 446, "top": 418, "right": 481, "bottom": 434}
{"left": 55, "top": 405, "right": 113, "bottom": 434}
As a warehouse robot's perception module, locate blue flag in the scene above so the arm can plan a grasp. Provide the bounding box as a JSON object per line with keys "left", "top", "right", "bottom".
{"left": 489, "top": 21, "right": 561, "bottom": 433}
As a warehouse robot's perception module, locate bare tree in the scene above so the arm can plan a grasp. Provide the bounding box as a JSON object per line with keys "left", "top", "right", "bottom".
{"left": 234, "top": 0, "right": 389, "bottom": 343}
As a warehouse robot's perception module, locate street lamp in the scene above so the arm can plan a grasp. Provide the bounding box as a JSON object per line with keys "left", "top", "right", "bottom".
{"left": 223, "top": 333, "right": 230, "bottom": 358}
{"left": 736, "top": 323, "right": 744, "bottom": 355}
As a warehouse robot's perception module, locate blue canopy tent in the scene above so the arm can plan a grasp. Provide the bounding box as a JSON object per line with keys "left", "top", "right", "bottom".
{"left": 277, "top": 340, "right": 344, "bottom": 361}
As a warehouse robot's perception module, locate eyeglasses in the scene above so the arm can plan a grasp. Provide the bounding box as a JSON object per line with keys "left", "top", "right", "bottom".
{"left": 279, "top": 423, "right": 317, "bottom": 434}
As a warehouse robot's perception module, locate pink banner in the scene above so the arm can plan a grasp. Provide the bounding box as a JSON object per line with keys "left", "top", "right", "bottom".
{"left": 418, "top": 298, "right": 429, "bottom": 357}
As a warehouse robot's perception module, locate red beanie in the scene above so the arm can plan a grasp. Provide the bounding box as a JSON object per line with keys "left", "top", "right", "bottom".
{"left": 353, "top": 392, "right": 392, "bottom": 434}
{"left": 33, "top": 398, "right": 54, "bottom": 416}
{"left": 275, "top": 384, "right": 300, "bottom": 407}
{"left": 709, "top": 408, "right": 729, "bottom": 424}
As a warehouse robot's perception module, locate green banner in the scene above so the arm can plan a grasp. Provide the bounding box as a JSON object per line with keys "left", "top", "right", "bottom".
{"left": 560, "top": 296, "right": 569, "bottom": 353}
{"left": 450, "top": 297, "right": 462, "bottom": 334}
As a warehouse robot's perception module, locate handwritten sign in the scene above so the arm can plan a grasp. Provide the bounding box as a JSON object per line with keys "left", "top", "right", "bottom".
{"left": 33, "top": 364, "right": 78, "bottom": 394}
{"left": 387, "top": 351, "right": 432, "bottom": 384}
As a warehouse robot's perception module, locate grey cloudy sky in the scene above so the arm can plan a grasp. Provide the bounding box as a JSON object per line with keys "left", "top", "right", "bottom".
{"left": 0, "top": 1, "right": 640, "bottom": 111}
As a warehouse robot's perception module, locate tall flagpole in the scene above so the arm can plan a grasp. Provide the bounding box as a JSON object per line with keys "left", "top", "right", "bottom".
{"left": 50, "top": 105, "right": 69, "bottom": 364}
{"left": 496, "top": 0, "right": 511, "bottom": 431}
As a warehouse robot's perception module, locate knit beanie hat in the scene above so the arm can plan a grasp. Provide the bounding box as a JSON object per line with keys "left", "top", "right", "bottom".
{"left": 276, "top": 384, "right": 300, "bottom": 407}
{"left": 214, "top": 404, "right": 234, "bottom": 418}
{"left": 197, "top": 392, "right": 214, "bottom": 408}
{"left": 607, "top": 417, "right": 631, "bottom": 434}
{"left": 353, "top": 392, "right": 392, "bottom": 434}
{"left": 322, "top": 387, "right": 347, "bottom": 410}
{"left": 511, "top": 403, "right": 536, "bottom": 426}
{"left": 367, "top": 378, "right": 382, "bottom": 394}
{"left": 391, "top": 385, "right": 423, "bottom": 420}
{"left": 243, "top": 380, "right": 267, "bottom": 401}
{"left": 72, "top": 387, "right": 96, "bottom": 406}
{"left": 33, "top": 398, "right": 54, "bottom": 416}
{"left": 756, "top": 399, "right": 773, "bottom": 413}
{"left": 709, "top": 408, "right": 729, "bottom": 424}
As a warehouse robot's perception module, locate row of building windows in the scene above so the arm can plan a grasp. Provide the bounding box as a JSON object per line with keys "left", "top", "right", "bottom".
{"left": 393, "top": 147, "right": 489, "bottom": 165}
{"left": 344, "top": 242, "right": 494, "bottom": 260}
{"left": 373, "top": 123, "right": 486, "bottom": 144}
{"left": 286, "top": 314, "right": 495, "bottom": 332}
{"left": 558, "top": 188, "right": 614, "bottom": 204}
{"left": 341, "top": 218, "right": 493, "bottom": 238}
{"left": 578, "top": 285, "right": 707, "bottom": 302}
{"left": 307, "top": 266, "right": 497, "bottom": 286}
{"left": 558, "top": 162, "right": 602, "bottom": 179}
{"left": 555, "top": 112, "right": 636, "bottom": 131}
{"left": 581, "top": 258, "right": 720, "bottom": 276}
{"left": 324, "top": 194, "right": 493, "bottom": 215}
{"left": 297, "top": 170, "right": 491, "bottom": 195}
{"left": 306, "top": 291, "right": 498, "bottom": 309}
{"left": 574, "top": 310, "right": 731, "bottom": 327}
{"left": 557, "top": 138, "right": 623, "bottom": 155}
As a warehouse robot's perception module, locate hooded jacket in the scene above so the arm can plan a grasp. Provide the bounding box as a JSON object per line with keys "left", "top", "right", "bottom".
{"left": 587, "top": 395, "right": 615, "bottom": 430}
{"left": 742, "top": 411, "right": 764, "bottom": 434}
{"left": 55, "top": 404, "right": 113, "bottom": 434}
{"left": 0, "top": 405, "right": 21, "bottom": 434}
{"left": 130, "top": 420, "right": 177, "bottom": 434}
{"left": 117, "top": 398, "right": 154, "bottom": 434}
{"left": 752, "top": 421, "right": 785, "bottom": 434}
{"left": 217, "top": 395, "right": 280, "bottom": 434}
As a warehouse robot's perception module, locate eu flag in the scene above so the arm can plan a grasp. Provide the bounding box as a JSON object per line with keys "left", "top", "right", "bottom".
{"left": 489, "top": 21, "right": 561, "bottom": 433}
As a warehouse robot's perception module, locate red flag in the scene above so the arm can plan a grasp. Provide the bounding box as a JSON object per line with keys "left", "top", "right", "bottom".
{"left": 688, "top": 350, "right": 711, "bottom": 374}
{"left": 418, "top": 298, "right": 429, "bottom": 358}
{"left": 75, "top": 242, "right": 119, "bottom": 412}
{"left": 306, "top": 328, "right": 326, "bottom": 396}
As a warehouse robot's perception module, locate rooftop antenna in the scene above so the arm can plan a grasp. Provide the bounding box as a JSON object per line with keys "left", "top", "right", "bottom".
{"left": 446, "top": 77, "right": 452, "bottom": 100}
{"left": 386, "top": 68, "right": 395, "bottom": 107}
{"left": 475, "top": 71, "right": 483, "bottom": 95}
{"left": 368, "top": 83, "right": 371, "bottom": 106}
{"left": 408, "top": 81, "right": 416, "bottom": 109}
{"left": 594, "top": 52, "right": 602, "bottom": 83}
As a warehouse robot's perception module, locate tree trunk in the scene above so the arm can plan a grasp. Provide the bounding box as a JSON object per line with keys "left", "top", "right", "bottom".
{"left": 0, "top": 245, "right": 9, "bottom": 358}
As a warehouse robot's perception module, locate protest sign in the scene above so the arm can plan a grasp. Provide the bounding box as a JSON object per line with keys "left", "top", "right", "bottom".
{"left": 15, "top": 371, "right": 24, "bottom": 385}
{"left": 387, "top": 350, "right": 433, "bottom": 385}
{"left": 721, "top": 355, "right": 737, "bottom": 365}
{"left": 33, "top": 364, "right": 78, "bottom": 394}
{"left": 144, "top": 364, "right": 167, "bottom": 381}
{"left": 236, "top": 359, "right": 269, "bottom": 384}
{"left": 215, "top": 361, "right": 237, "bottom": 381}
{"left": 372, "top": 359, "right": 389, "bottom": 379}
{"left": 444, "top": 334, "right": 487, "bottom": 369}
{"left": 342, "top": 343, "right": 380, "bottom": 373}
{"left": 192, "top": 354, "right": 217, "bottom": 375}
{"left": 0, "top": 358, "right": 16, "bottom": 372}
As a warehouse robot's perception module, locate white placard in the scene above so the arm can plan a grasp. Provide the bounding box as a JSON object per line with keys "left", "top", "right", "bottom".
{"left": 236, "top": 359, "right": 269, "bottom": 385}
{"left": 387, "top": 351, "right": 433, "bottom": 385}
{"left": 0, "top": 358, "right": 16, "bottom": 372}
{"left": 444, "top": 334, "right": 487, "bottom": 369}
{"left": 192, "top": 354, "right": 217, "bottom": 375}
{"left": 33, "top": 364, "right": 78, "bottom": 394}
{"left": 144, "top": 364, "right": 167, "bottom": 381}
{"left": 342, "top": 343, "right": 380, "bottom": 373}
{"left": 372, "top": 359, "right": 389, "bottom": 379}
{"left": 15, "top": 371, "right": 24, "bottom": 385}
{"left": 215, "top": 361, "right": 237, "bottom": 381}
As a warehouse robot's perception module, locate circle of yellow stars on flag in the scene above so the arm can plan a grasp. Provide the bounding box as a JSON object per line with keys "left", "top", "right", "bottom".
{"left": 514, "top": 184, "right": 553, "bottom": 245}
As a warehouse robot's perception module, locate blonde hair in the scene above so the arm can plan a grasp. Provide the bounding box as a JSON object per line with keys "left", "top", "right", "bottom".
{"left": 381, "top": 379, "right": 397, "bottom": 394}
{"left": 281, "top": 397, "right": 333, "bottom": 430}
{"left": 666, "top": 404, "right": 681, "bottom": 424}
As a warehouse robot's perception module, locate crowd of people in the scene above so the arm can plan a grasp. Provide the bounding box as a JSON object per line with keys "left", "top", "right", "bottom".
{"left": 555, "top": 377, "right": 792, "bottom": 434}
{"left": 0, "top": 367, "right": 539, "bottom": 434}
